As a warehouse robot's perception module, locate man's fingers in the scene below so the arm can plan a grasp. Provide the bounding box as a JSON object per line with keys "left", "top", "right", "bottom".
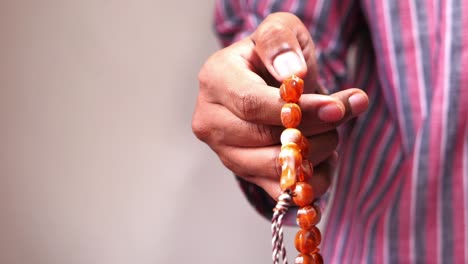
{"left": 251, "top": 12, "right": 318, "bottom": 87}
{"left": 307, "top": 154, "right": 337, "bottom": 198}
{"left": 303, "top": 131, "right": 339, "bottom": 163}
{"left": 214, "top": 130, "right": 338, "bottom": 182}
{"left": 251, "top": 154, "right": 336, "bottom": 202}
{"left": 193, "top": 101, "right": 283, "bottom": 147}
{"left": 330, "top": 88, "right": 369, "bottom": 118}
{"left": 300, "top": 88, "right": 369, "bottom": 135}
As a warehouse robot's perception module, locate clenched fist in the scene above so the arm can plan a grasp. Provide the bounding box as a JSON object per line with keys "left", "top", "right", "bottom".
{"left": 192, "top": 13, "right": 368, "bottom": 200}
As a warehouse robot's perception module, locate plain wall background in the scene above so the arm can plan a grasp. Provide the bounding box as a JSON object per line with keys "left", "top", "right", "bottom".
{"left": 0, "top": 1, "right": 298, "bottom": 263}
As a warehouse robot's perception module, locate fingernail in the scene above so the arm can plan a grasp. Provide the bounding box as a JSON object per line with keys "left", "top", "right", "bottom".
{"left": 273, "top": 51, "right": 303, "bottom": 79}
{"left": 348, "top": 93, "right": 369, "bottom": 115}
{"left": 318, "top": 103, "right": 345, "bottom": 122}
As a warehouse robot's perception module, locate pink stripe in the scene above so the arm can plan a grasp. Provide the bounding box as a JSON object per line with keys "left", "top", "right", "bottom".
{"left": 255, "top": 0, "right": 268, "bottom": 17}
{"left": 281, "top": 0, "right": 295, "bottom": 12}
{"left": 301, "top": 0, "right": 318, "bottom": 26}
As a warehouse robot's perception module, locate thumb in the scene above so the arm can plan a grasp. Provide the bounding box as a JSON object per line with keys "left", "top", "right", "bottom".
{"left": 251, "top": 12, "right": 318, "bottom": 85}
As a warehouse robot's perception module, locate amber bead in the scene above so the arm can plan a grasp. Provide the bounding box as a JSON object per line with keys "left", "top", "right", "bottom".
{"left": 310, "top": 226, "right": 322, "bottom": 244}
{"left": 297, "top": 205, "right": 322, "bottom": 229}
{"left": 280, "top": 128, "right": 302, "bottom": 145}
{"left": 312, "top": 253, "right": 324, "bottom": 264}
{"left": 294, "top": 253, "right": 314, "bottom": 264}
{"left": 279, "top": 75, "right": 304, "bottom": 103}
{"left": 279, "top": 143, "right": 302, "bottom": 168}
{"left": 281, "top": 103, "right": 302, "bottom": 128}
{"left": 280, "top": 165, "right": 297, "bottom": 191}
{"left": 293, "top": 182, "right": 314, "bottom": 206}
{"left": 294, "top": 227, "right": 321, "bottom": 254}
{"left": 297, "top": 160, "right": 313, "bottom": 182}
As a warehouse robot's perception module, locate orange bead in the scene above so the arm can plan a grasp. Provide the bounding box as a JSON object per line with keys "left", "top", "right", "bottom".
{"left": 310, "top": 226, "right": 322, "bottom": 244}
{"left": 281, "top": 103, "right": 302, "bottom": 128}
{"left": 280, "top": 165, "right": 297, "bottom": 191}
{"left": 280, "top": 128, "right": 302, "bottom": 145}
{"left": 297, "top": 205, "right": 322, "bottom": 229}
{"left": 294, "top": 227, "right": 321, "bottom": 254}
{"left": 293, "top": 182, "right": 314, "bottom": 206}
{"left": 280, "top": 75, "right": 304, "bottom": 103}
{"left": 279, "top": 143, "right": 302, "bottom": 168}
{"left": 297, "top": 160, "right": 313, "bottom": 182}
{"left": 294, "top": 253, "right": 315, "bottom": 264}
{"left": 312, "top": 252, "right": 324, "bottom": 264}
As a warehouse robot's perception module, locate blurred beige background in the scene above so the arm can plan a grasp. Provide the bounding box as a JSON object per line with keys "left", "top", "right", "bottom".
{"left": 0, "top": 0, "right": 298, "bottom": 263}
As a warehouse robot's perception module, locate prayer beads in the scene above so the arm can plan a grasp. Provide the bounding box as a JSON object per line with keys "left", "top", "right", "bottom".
{"left": 279, "top": 75, "right": 304, "bottom": 103}
{"left": 276, "top": 75, "right": 324, "bottom": 263}
{"left": 297, "top": 205, "right": 322, "bottom": 230}
{"left": 281, "top": 103, "right": 302, "bottom": 128}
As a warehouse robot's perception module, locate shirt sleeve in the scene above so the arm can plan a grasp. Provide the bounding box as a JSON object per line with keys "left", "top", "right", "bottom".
{"left": 214, "top": 0, "right": 364, "bottom": 223}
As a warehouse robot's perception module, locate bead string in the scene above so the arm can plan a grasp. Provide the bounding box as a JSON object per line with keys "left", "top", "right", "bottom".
{"left": 272, "top": 191, "right": 292, "bottom": 264}
{"left": 272, "top": 75, "right": 324, "bottom": 264}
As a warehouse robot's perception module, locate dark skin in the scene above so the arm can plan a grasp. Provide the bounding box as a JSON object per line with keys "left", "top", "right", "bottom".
{"left": 192, "top": 13, "right": 369, "bottom": 201}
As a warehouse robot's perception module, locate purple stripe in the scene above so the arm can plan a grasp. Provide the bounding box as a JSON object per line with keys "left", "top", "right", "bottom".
{"left": 440, "top": 0, "right": 463, "bottom": 261}
{"left": 414, "top": 0, "right": 433, "bottom": 108}
{"left": 388, "top": 1, "right": 416, "bottom": 148}
{"left": 312, "top": 0, "right": 333, "bottom": 41}
{"left": 414, "top": 120, "right": 431, "bottom": 263}
{"left": 365, "top": 216, "right": 380, "bottom": 263}
{"left": 388, "top": 183, "right": 404, "bottom": 264}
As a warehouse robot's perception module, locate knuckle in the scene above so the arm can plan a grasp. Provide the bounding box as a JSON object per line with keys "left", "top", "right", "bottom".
{"left": 238, "top": 92, "right": 261, "bottom": 121}
{"left": 273, "top": 147, "right": 282, "bottom": 179}
{"left": 256, "top": 21, "right": 288, "bottom": 44}
{"left": 191, "top": 112, "right": 211, "bottom": 142}
{"left": 219, "top": 154, "right": 245, "bottom": 178}
{"left": 198, "top": 60, "right": 215, "bottom": 92}
{"left": 219, "top": 155, "right": 233, "bottom": 171}
{"left": 197, "top": 65, "right": 209, "bottom": 90}
{"left": 197, "top": 51, "right": 225, "bottom": 94}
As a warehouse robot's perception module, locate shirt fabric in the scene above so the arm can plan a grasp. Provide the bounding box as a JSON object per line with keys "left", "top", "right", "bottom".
{"left": 215, "top": 0, "right": 468, "bottom": 263}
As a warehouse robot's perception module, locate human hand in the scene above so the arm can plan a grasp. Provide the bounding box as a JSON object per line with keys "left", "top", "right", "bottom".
{"left": 192, "top": 12, "right": 368, "bottom": 201}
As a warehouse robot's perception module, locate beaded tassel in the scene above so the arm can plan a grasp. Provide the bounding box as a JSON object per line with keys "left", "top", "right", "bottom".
{"left": 271, "top": 75, "right": 324, "bottom": 264}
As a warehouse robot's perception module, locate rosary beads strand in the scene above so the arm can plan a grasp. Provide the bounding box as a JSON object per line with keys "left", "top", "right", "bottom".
{"left": 271, "top": 75, "right": 324, "bottom": 264}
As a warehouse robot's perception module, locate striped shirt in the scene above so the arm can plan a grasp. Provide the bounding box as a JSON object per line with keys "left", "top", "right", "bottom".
{"left": 215, "top": 0, "right": 468, "bottom": 263}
